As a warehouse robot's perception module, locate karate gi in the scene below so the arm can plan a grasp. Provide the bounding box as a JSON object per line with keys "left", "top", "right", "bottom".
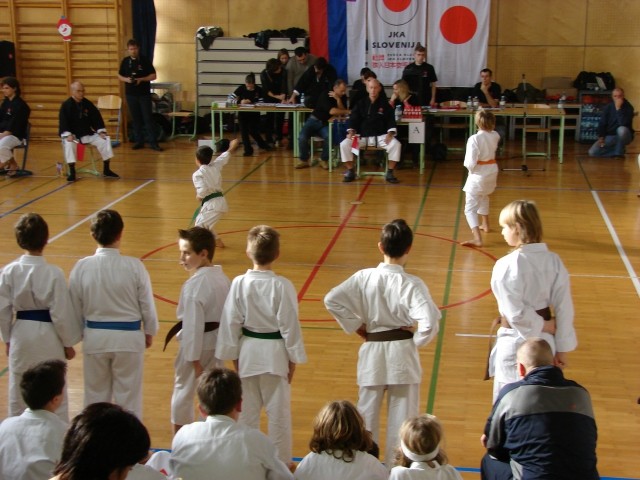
{"left": 58, "top": 96, "right": 113, "bottom": 164}
{"left": 0, "top": 408, "right": 67, "bottom": 480}
{"left": 69, "top": 247, "right": 158, "bottom": 419}
{"left": 389, "top": 461, "right": 463, "bottom": 480}
{"left": 170, "top": 414, "right": 293, "bottom": 480}
{"left": 324, "top": 263, "right": 441, "bottom": 464}
{"left": 193, "top": 150, "right": 230, "bottom": 237}
{"left": 489, "top": 243, "right": 577, "bottom": 401}
{"left": 216, "top": 269, "right": 307, "bottom": 465}
{"left": 0, "top": 95, "right": 30, "bottom": 165}
{"left": 171, "top": 265, "right": 230, "bottom": 425}
{"left": 0, "top": 255, "right": 81, "bottom": 420}
{"left": 462, "top": 130, "right": 500, "bottom": 229}
{"left": 294, "top": 450, "right": 388, "bottom": 480}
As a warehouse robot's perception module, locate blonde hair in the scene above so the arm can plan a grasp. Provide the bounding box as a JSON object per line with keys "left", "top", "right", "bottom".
{"left": 499, "top": 200, "right": 543, "bottom": 245}
{"left": 394, "top": 414, "right": 449, "bottom": 467}
{"left": 246, "top": 225, "right": 280, "bottom": 265}
{"left": 308, "top": 400, "right": 373, "bottom": 463}
{"left": 475, "top": 110, "right": 496, "bottom": 131}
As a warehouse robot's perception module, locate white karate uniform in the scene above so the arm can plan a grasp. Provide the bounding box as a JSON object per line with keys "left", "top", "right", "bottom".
{"left": 69, "top": 247, "right": 159, "bottom": 419}
{"left": 170, "top": 414, "right": 294, "bottom": 480}
{"left": 0, "top": 255, "right": 82, "bottom": 421}
{"left": 127, "top": 463, "right": 167, "bottom": 480}
{"left": 324, "top": 263, "right": 441, "bottom": 464}
{"left": 193, "top": 150, "right": 230, "bottom": 236}
{"left": 171, "top": 265, "right": 230, "bottom": 426}
{"left": 340, "top": 134, "right": 402, "bottom": 163}
{"left": 462, "top": 130, "right": 500, "bottom": 229}
{"left": 0, "top": 135, "right": 22, "bottom": 163}
{"left": 389, "top": 461, "right": 463, "bottom": 480}
{"left": 294, "top": 450, "right": 388, "bottom": 480}
{"left": 489, "top": 243, "right": 577, "bottom": 401}
{"left": 0, "top": 408, "right": 67, "bottom": 480}
{"left": 216, "top": 269, "right": 307, "bottom": 464}
{"left": 61, "top": 133, "right": 113, "bottom": 164}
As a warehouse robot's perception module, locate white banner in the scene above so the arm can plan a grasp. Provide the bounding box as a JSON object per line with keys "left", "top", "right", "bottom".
{"left": 427, "top": 0, "right": 490, "bottom": 87}
{"left": 347, "top": 0, "right": 367, "bottom": 83}
{"left": 367, "top": 0, "right": 427, "bottom": 85}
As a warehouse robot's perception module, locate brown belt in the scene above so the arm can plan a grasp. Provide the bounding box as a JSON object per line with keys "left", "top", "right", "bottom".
{"left": 366, "top": 328, "right": 413, "bottom": 342}
{"left": 484, "top": 307, "right": 552, "bottom": 380}
{"left": 477, "top": 159, "right": 496, "bottom": 165}
{"left": 163, "top": 321, "right": 219, "bottom": 352}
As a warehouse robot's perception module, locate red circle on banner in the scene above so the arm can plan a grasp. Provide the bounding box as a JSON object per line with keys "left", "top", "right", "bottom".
{"left": 383, "top": 0, "right": 411, "bottom": 12}
{"left": 440, "top": 6, "right": 477, "bottom": 44}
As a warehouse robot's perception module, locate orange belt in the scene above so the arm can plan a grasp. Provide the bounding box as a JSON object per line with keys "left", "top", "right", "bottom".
{"left": 477, "top": 159, "right": 496, "bottom": 165}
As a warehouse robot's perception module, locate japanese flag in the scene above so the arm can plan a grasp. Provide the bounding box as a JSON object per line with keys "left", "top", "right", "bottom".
{"left": 428, "top": 0, "right": 490, "bottom": 87}
{"left": 351, "top": 135, "right": 360, "bottom": 156}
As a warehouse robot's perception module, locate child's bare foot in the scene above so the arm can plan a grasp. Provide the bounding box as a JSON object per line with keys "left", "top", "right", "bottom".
{"left": 461, "top": 239, "right": 483, "bottom": 248}
{"left": 480, "top": 225, "right": 490, "bottom": 233}
{"left": 215, "top": 238, "right": 225, "bottom": 248}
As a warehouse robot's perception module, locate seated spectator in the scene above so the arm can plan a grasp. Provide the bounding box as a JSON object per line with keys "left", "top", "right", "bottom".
{"left": 481, "top": 338, "right": 599, "bottom": 480}
{"left": 472, "top": 68, "right": 501, "bottom": 108}
{"left": 170, "top": 367, "right": 293, "bottom": 480}
{"left": 588, "top": 88, "right": 634, "bottom": 158}
{"left": 390, "top": 414, "right": 462, "bottom": 480}
{"left": 296, "top": 79, "right": 350, "bottom": 170}
{"left": 233, "top": 73, "right": 273, "bottom": 156}
{"left": 389, "top": 79, "right": 421, "bottom": 167}
{"left": 339, "top": 79, "right": 401, "bottom": 183}
{"left": 294, "top": 400, "right": 387, "bottom": 480}
{"left": 278, "top": 48, "right": 290, "bottom": 67}
{"left": 52, "top": 402, "right": 152, "bottom": 480}
{"left": 59, "top": 81, "right": 119, "bottom": 182}
{"left": 0, "top": 360, "right": 68, "bottom": 480}
{"left": 0, "top": 76, "right": 30, "bottom": 176}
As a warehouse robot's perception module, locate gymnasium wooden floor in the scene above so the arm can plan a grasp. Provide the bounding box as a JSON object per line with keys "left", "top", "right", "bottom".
{"left": 0, "top": 131, "right": 639, "bottom": 479}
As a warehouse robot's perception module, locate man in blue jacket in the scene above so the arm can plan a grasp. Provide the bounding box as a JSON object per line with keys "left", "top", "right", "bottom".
{"left": 588, "top": 88, "right": 634, "bottom": 158}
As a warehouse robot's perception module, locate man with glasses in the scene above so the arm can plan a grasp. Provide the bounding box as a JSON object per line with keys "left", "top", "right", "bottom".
{"left": 588, "top": 88, "right": 634, "bottom": 158}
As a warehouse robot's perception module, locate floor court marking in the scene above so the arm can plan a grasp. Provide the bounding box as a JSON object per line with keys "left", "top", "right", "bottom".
{"left": 0, "top": 182, "right": 72, "bottom": 219}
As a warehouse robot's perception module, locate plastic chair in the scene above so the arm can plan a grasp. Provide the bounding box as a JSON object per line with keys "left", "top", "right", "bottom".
{"left": 97, "top": 95, "right": 123, "bottom": 147}
{"left": 357, "top": 141, "right": 389, "bottom": 178}
{"left": 168, "top": 91, "right": 198, "bottom": 140}
{"left": 522, "top": 104, "right": 552, "bottom": 158}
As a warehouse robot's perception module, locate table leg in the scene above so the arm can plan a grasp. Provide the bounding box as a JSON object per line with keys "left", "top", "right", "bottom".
{"left": 328, "top": 121, "right": 333, "bottom": 173}
{"left": 559, "top": 114, "right": 565, "bottom": 163}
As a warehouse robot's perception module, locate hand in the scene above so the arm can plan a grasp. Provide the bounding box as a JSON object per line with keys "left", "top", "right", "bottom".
{"left": 65, "top": 135, "right": 75, "bottom": 142}
{"left": 233, "top": 359, "right": 239, "bottom": 372}
{"left": 64, "top": 346, "right": 76, "bottom": 360}
{"left": 99, "top": 132, "right": 107, "bottom": 139}
{"left": 240, "top": 99, "right": 251, "bottom": 105}
{"left": 328, "top": 91, "right": 336, "bottom": 98}
{"left": 278, "top": 94, "right": 286, "bottom": 102}
{"left": 145, "top": 334, "right": 153, "bottom": 348}
{"left": 287, "top": 361, "right": 296, "bottom": 383}
{"left": 193, "top": 361, "right": 204, "bottom": 379}
{"left": 554, "top": 351, "right": 568, "bottom": 370}
{"left": 355, "top": 324, "right": 367, "bottom": 340}
{"left": 598, "top": 137, "right": 605, "bottom": 148}
{"left": 541, "top": 318, "right": 556, "bottom": 335}
{"left": 385, "top": 133, "right": 394, "bottom": 145}
{"left": 346, "top": 130, "right": 354, "bottom": 140}
{"left": 430, "top": 100, "right": 437, "bottom": 108}
{"left": 480, "top": 434, "right": 488, "bottom": 448}
{"left": 229, "top": 138, "right": 240, "bottom": 151}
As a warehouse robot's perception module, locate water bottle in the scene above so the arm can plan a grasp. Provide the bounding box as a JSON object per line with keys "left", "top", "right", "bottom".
{"left": 499, "top": 95, "right": 506, "bottom": 109}
{"left": 300, "top": 93, "right": 305, "bottom": 106}
{"left": 395, "top": 105, "right": 402, "bottom": 122}
{"left": 558, "top": 92, "right": 566, "bottom": 109}
{"left": 473, "top": 96, "right": 479, "bottom": 110}
{"left": 467, "top": 96, "right": 472, "bottom": 111}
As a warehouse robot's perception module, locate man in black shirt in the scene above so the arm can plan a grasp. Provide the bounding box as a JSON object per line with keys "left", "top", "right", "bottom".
{"left": 117, "top": 39, "right": 163, "bottom": 151}
{"left": 472, "top": 68, "right": 501, "bottom": 107}
{"left": 401, "top": 44, "right": 437, "bottom": 107}
{"left": 296, "top": 79, "right": 350, "bottom": 170}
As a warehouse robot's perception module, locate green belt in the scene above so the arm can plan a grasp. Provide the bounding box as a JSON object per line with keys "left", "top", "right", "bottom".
{"left": 242, "top": 327, "right": 283, "bottom": 340}
{"left": 201, "top": 191, "right": 223, "bottom": 206}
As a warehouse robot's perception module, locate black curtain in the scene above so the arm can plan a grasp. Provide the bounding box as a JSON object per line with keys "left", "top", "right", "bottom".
{"left": 132, "top": 0, "right": 157, "bottom": 61}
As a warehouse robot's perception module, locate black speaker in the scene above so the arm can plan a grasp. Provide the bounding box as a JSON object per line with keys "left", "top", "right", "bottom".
{"left": 0, "top": 41, "right": 16, "bottom": 77}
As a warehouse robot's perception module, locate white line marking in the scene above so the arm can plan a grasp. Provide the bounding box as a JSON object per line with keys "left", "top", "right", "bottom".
{"left": 455, "top": 333, "right": 492, "bottom": 338}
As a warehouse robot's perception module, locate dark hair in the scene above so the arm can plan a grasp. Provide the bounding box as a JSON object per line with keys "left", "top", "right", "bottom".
{"left": 309, "top": 400, "right": 373, "bottom": 463}
{"left": 20, "top": 359, "right": 66, "bottom": 410}
{"left": 196, "top": 145, "right": 214, "bottom": 165}
{"left": 414, "top": 43, "right": 426, "bottom": 53}
{"left": 278, "top": 48, "right": 290, "bottom": 60}
{"left": 334, "top": 79, "right": 347, "bottom": 89}
{"left": 266, "top": 58, "right": 280, "bottom": 74}
{"left": 315, "top": 57, "right": 328, "bottom": 70}
{"left": 246, "top": 225, "right": 279, "bottom": 265}
{"left": 1, "top": 76, "right": 21, "bottom": 96}
{"left": 15, "top": 212, "right": 48, "bottom": 251}
{"left": 294, "top": 46, "right": 307, "bottom": 57}
{"left": 90, "top": 209, "right": 124, "bottom": 246}
{"left": 197, "top": 368, "right": 242, "bottom": 416}
{"left": 245, "top": 73, "right": 256, "bottom": 84}
{"left": 179, "top": 227, "right": 215, "bottom": 261}
{"left": 360, "top": 67, "right": 373, "bottom": 76}
{"left": 126, "top": 39, "right": 139, "bottom": 47}
{"left": 54, "top": 403, "right": 150, "bottom": 480}
{"left": 363, "top": 70, "right": 377, "bottom": 80}
{"left": 481, "top": 68, "right": 493, "bottom": 76}
{"left": 380, "top": 219, "right": 413, "bottom": 258}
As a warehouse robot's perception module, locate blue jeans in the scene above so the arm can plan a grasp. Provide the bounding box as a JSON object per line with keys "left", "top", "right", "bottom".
{"left": 588, "top": 126, "right": 633, "bottom": 157}
{"left": 298, "top": 115, "right": 329, "bottom": 161}
{"left": 126, "top": 94, "right": 158, "bottom": 147}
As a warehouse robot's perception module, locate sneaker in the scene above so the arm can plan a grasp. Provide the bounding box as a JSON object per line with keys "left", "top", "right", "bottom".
{"left": 150, "top": 145, "right": 164, "bottom": 152}
{"left": 295, "top": 160, "right": 310, "bottom": 169}
{"left": 132, "top": 143, "right": 144, "bottom": 150}
{"left": 343, "top": 170, "right": 356, "bottom": 182}
{"left": 66, "top": 173, "right": 76, "bottom": 182}
{"left": 319, "top": 160, "right": 329, "bottom": 170}
{"left": 103, "top": 169, "right": 120, "bottom": 178}
{"left": 385, "top": 172, "right": 400, "bottom": 184}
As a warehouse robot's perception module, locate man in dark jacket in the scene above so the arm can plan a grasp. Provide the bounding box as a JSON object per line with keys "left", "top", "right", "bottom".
{"left": 588, "top": 88, "right": 634, "bottom": 158}
{"left": 338, "top": 79, "right": 401, "bottom": 184}
{"left": 59, "top": 81, "right": 118, "bottom": 182}
{"left": 481, "top": 338, "right": 599, "bottom": 480}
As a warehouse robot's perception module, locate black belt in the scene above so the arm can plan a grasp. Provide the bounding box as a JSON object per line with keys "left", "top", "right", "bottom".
{"left": 16, "top": 310, "right": 52, "bottom": 322}
{"left": 163, "top": 321, "right": 219, "bottom": 351}
{"left": 366, "top": 328, "right": 413, "bottom": 342}
{"left": 201, "top": 191, "right": 223, "bottom": 206}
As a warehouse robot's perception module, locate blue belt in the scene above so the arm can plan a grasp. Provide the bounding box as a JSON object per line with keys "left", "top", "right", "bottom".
{"left": 85, "top": 320, "right": 141, "bottom": 331}
{"left": 16, "top": 310, "right": 52, "bottom": 322}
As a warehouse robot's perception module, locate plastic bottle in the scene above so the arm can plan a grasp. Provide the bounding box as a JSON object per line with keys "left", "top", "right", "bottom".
{"left": 300, "top": 93, "right": 305, "bottom": 106}
{"left": 499, "top": 95, "right": 506, "bottom": 109}
{"left": 558, "top": 91, "right": 566, "bottom": 109}
{"left": 473, "top": 96, "right": 479, "bottom": 110}
{"left": 467, "top": 96, "right": 472, "bottom": 111}
{"left": 395, "top": 104, "right": 402, "bottom": 122}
